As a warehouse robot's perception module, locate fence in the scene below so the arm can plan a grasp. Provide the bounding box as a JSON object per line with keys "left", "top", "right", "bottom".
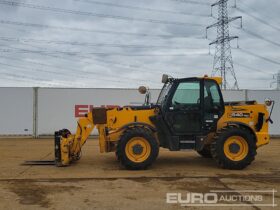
{"left": 0, "top": 87, "right": 278, "bottom": 137}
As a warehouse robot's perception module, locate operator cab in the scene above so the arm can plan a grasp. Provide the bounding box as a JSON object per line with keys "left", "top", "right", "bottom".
{"left": 150, "top": 74, "right": 225, "bottom": 150}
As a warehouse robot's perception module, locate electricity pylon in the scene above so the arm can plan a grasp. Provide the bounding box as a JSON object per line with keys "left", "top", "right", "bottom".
{"left": 271, "top": 71, "right": 280, "bottom": 90}
{"left": 206, "top": 0, "right": 242, "bottom": 89}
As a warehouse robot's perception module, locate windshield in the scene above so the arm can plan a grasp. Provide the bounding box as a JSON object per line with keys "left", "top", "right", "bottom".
{"left": 157, "top": 82, "right": 172, "bottom": 105}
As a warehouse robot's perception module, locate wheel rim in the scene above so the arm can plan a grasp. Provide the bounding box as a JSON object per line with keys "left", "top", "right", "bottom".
{"left": 125, "top": 137, "right": 151, "bottom": 163}
{"left": 223, "top": 136, "right": 248, "bottom": 161}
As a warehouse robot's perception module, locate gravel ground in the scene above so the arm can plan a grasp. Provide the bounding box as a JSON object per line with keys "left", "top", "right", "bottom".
{"left": 0, "top": 137, "right": 279, "bottom": 210}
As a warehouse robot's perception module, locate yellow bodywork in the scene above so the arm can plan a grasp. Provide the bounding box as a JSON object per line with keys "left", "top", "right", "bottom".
{"left": 59, "top": 108, "right": 157, "bottom": 165}
{"left": 59, "top": 102, "right": 270, "bottom": 166}
{"left": 57, "top": 76, "right": 270, "bottom": 166}
{"left": 218, "top": 103, "right": 270, "bottom": 147}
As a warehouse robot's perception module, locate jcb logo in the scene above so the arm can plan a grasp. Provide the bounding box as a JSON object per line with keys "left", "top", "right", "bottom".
{"left": 74, "top": 105, "right": 120, "bottom": 117}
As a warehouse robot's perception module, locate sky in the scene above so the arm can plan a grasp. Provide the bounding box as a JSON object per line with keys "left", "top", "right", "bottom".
{"left": 0, "top": 0, "right": 279, "bottom": 89}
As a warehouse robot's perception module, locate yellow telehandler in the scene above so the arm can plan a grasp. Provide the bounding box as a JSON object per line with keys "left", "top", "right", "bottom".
{"left": 53, "top": 75, "right": 274, "bottom": 170}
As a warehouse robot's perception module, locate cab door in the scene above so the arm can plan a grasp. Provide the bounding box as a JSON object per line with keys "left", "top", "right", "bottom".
{"left": 203, "top": 79, "right": 225, "bottom": 132}
{"left": 164, "top": 79, "right": 203, "bottom": 135}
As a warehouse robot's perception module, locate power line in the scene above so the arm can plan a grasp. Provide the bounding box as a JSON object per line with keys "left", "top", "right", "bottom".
{"left": 0, "top": 54, "right": 158, "bottom": 84}
{"left": 0, "top": 61, "right": 75, "bottom": 78}
{"left": 1, "top": 72, "right": 68, "bottom": 87}
{"left": 0, "top": 46, "right": 205, "bottom": 80}
{"left": 0, "top": 60, "right": 156, "bottom": 86}
{"left": 239, "top": 28, "right": 280, "bottom": 48}
{"left": 236, "top": 1, "right": 280, "bottom": 31}
{"left": 2, "top": 40, "right": 199, "bottom": 85}
{"left": 0, "top": 75, "right": 50, "bottom": 86}
{"left": 0, "top": 65, "right": 72, "bottom": 86}
{"left": 0, "top": 20, "right": 204, "bottom": 39}
{"left": 0, "top": 54, "right": 79, "bottom": 72}
{"left": 0, "top": 37, "right": 206, "bottom": 78}
{"left": 0, "top": 44, "right": 189, "bottom": 76}
{"left": 238, "top": 1, "right": 279, "bottom": 24}
{"left": 208, "top": 50, "right": 277, "bottom": 75}
{"left": 7, "top": 55, "right": 160, "bottom": 84}
{"left": 171, "top": 0, "right": 211, "bottom": 6}
{"left": 236, "top": 7, "right": 280, "bottom": 32}
{"left": 0, "top": 1, "right": 204, "bottom": 27}
{"left": 74, "top": 0, "right": 209, "bottom": 17}
{"left": 239, "top": 48, "right": 280, "bottom": 66}
{"left": 0, "top": 48, "right": 209, "bottom": 57}
{"left": 234, "top": 62, "right": 275, "bottom": 75}
{"left": 0, "top": 36, "right": 205, "bottom": 49}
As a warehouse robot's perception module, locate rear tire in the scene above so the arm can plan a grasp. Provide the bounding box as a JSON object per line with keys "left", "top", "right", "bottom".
{"left": 116, "top": 127, "right": 159, "bottom": 170}
{"left": 211, "top": 126, "right": 256, "bottom": 170}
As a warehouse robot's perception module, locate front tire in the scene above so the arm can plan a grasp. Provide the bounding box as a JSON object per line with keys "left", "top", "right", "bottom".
{"left": 211, "top": 126, "right": 256, "bottom": 170}
{"left": 116, "top": 127, "right": 159, "bottom": 170}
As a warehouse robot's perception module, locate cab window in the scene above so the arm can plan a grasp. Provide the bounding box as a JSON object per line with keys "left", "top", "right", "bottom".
{"left": 172, "top": 81, "right": 200, "bottom": 106}
{"left": 204, "top": 80, "right": 223, "bottom": 110}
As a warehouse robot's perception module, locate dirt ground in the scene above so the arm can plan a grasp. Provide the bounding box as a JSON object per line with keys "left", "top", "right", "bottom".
{"left": 0, "top": 137, "right": 279, "bottom": 210}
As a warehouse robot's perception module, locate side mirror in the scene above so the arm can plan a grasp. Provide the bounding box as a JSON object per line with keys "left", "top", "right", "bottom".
{"left": 138, "top": 86, "right": 147, "bottom": 94}
{"left": 162, "top": 74, "right": 169, "bottom": 83}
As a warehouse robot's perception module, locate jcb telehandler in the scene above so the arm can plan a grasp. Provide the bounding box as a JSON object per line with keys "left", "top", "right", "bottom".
{"left": 54, "top": 75, "right": 274, "bottom": 170}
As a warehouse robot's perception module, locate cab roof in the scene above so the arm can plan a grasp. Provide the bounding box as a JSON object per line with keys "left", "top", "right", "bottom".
{"left": 173, "top": 76, "right": 222, "bottom": 85}
{"left": 162, "top": 74, "right": 222, "bottom": 85}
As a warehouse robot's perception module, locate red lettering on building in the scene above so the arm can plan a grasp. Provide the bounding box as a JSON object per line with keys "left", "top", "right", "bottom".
{"left": 74, "top": 105, "right": 121, "bottom": 117}
{"left": 75, "top": 105, "right": 89, "bottom": 117}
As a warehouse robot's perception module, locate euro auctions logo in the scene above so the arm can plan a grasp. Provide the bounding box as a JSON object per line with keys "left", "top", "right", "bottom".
{"left": 167, "top": 192, "right": 218, "bottom": 205}
{"left": 166, "top": 190, "right": 277, "bottom": 207}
